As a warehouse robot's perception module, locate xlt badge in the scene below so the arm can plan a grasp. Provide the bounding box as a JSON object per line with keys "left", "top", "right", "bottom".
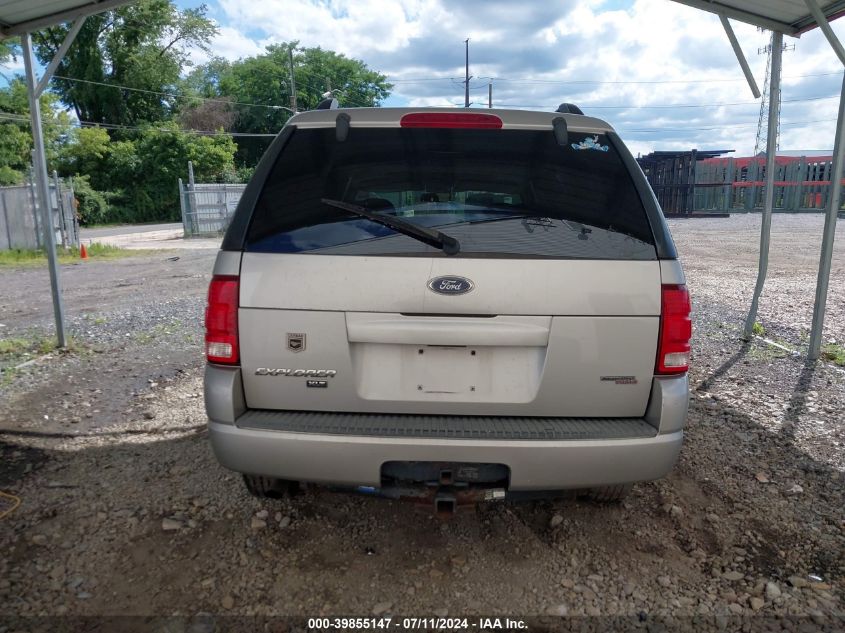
{"left": 287, "top": 332, "right": 306, "bottom": 352}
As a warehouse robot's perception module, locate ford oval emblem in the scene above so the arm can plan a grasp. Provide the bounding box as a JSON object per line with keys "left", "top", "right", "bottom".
{"left": 427, "top": 276, "right": 474, "bottom": 295}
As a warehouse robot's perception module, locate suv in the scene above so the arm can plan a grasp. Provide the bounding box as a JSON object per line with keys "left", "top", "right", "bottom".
{"left": 203, "top": 107, "right": 691, "bottom": 510}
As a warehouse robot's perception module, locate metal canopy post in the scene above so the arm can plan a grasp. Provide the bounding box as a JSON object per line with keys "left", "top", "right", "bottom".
{"left": 743, "top": 30, "right": 783, "bottom": 340}
{"left": 20, "top": 20, "right": 86, "bottom": 348}
{"left": 719, "top": 15, "right": 762, "bottom": 98}
{"left": 806, "top": 1, "right": 845, "bottom": 359}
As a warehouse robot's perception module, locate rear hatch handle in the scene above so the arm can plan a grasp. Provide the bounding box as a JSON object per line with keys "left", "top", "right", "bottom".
{"left": 321, "top": 198, "right": 461, "bottom": 255}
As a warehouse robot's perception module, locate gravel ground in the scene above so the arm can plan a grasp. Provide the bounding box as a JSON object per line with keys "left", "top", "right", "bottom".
{"left": 0, "top": 214, "right": 842, "bottom": 631}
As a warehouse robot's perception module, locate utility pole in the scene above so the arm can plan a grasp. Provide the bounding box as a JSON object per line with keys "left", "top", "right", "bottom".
{"left": 464, "top": 38, "right": 471, "bottom": 108}
{"left": 288, "top": 45, "right": 297, "bottom": 112}
{"left": 488, "top": 80, "right": 492, "bottom": 108}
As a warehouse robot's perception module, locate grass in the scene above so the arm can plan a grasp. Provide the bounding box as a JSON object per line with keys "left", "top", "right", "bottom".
{"left": 821, "top": 343, "right": 845, "bottom": 366}
{"left": 134, "top": 320, "right": 183, "bottom": 345}
{"left": 0, "top": 334, "right": 81, "bottom": 365}
{"left": 0, "top": 334, "right": 88, "bottom": 387}
{"left": 751, "top": 321, "right": 766, "bottom": 336}
{"left": 0, "top": 242, "right": 135, "bottom": 267}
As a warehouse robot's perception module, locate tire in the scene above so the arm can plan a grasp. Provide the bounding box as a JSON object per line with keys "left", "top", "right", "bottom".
{"left": 583, "top": 483, "right": 632, "bottom": 503}
{"left": 242, "top": 474, "right": 297, "bottom": 499}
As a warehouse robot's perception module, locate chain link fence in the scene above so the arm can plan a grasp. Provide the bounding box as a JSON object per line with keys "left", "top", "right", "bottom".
{"left": 0, "top": 174, "right": 78, "bottom": 251}
{"left": 179, "top": 180, "right": 246, "bottom": 237}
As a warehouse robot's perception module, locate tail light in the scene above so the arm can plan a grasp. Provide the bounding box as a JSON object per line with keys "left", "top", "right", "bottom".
{"left": 656, "top": 284, "right": 691, "bottom": 374}
{"left": 205, "top": 275, "right": 239, "bottom": 364}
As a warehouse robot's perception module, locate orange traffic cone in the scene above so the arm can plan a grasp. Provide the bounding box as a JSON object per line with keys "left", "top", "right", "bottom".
{"left": 80, "top": 243, "right": 88, "bottom": 259}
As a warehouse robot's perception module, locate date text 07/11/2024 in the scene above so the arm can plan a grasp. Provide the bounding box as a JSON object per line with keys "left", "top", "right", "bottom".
{"left": 306, "top": 617, "right": 528, "bottom": 630}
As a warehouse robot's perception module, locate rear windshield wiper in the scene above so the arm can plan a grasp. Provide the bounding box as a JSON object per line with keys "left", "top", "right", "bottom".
{"left": 321, "top": 198, "right": 461, "bottom": 255}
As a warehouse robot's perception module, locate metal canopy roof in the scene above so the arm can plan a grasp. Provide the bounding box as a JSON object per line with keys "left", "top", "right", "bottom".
{"left": 0, "top": 0, "right": 133, "bottom": 37}
{"left": 672, "top": 0, "right": 845, "bottom": 35}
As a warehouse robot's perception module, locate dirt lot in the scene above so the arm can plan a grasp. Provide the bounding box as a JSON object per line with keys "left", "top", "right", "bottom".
{"left": 0, "top": 214, "right": 843, "bottom": 631}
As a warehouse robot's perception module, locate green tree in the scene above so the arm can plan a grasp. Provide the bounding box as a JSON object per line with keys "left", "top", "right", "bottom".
{"left": 32, "top": 0, "right": 217, "bottom": 126}
{"left": 183, "top": 43, "right": 392, "bottom": 164}
{"left": 0, "top": 79, "right": 72, "bottom": 184}
{"left": 116, "top": 123, "right": 236, "bottom": 222}
{"left": 56, "top": 122, "right": 237, "bottom": 223}
{"left": 58, "top": 127, "right": 112, "bottom": 188}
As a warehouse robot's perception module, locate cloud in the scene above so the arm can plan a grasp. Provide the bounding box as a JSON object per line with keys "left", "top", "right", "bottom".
{"left": 203, "top": 0, "right": 845, "bottom": 155}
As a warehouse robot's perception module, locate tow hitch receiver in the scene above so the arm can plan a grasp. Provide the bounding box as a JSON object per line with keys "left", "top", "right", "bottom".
{"left": 434, "top": 491, "right": 456, "bottom": 516}
{"left": 349, "top": 461, "right": 512, "bottom": 515}
{"left": 350, "top": 483, "right": 508, "bottom": 516}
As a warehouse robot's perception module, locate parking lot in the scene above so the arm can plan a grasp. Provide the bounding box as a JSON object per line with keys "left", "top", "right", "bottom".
{"left": 0, "top": 214, "right": 843, "bottom": 627}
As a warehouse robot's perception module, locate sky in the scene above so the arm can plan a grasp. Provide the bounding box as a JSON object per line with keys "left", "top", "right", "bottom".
{"left": 5, "top": 0, "right": 845, "bottom": 157}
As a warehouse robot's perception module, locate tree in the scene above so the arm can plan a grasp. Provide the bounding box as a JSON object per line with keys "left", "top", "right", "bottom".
{"left": 0, "top": 79, "right": 72, "bottom": 184}
{"left": 56, "top": 123, "right": 238, "bottom": 223}
{"left": 127, "top": 124, "right": 238, "bottom": 221}
{"left": 183, "top": 43, "right": 392, "bottom": 164}
{"left": 58, "top": 127, "right": 111, "bottom": 178}
{"left": 32, "top": 0, "right": 217, "bottom": 126}
{"left": 178, "top": 96, "right": 236, "bottom": 133}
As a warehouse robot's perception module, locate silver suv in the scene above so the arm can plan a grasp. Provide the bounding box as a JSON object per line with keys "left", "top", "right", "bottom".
{"left": 203, "top": 107, "right": 691, "bottom": 510}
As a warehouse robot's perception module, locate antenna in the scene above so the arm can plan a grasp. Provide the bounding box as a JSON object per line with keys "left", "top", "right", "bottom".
{"left": 754, "top": 30, "right": 795, "bottom": 156}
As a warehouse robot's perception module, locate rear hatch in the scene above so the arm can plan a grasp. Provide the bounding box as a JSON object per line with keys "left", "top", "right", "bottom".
{"left": 237, "top": 111, "right": 662, "bottom": 418}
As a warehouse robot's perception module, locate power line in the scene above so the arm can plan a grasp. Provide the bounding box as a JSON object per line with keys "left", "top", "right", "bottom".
{"left": 76, "top": 120, "right": 277, "bottom": 136}
{"left": 51, "top": 72, "right": 375, "bottom": 111}
{"left": 492, "top": 93, "right": 841, "bottom": 110}
{"left": 620, "top": 117, "right": 836, "bottom": 134}
{"left": 0, "top": 111, "right": 277, "bottom": 136}
{"left": 4, "top": 87, "right": 839, "bottom": 123}
{"left": 51, "top": 74, "right": 291, "bottom": 111}
{"left": 385, "top": 70, "right": 844, "bottom": 85}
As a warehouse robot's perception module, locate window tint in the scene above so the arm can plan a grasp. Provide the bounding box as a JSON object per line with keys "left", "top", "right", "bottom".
{"left": 246, "top": 127, "right": 656, "bottom": 259}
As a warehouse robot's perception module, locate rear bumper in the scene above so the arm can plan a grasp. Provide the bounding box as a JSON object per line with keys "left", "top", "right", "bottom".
{"left": 205, "top": 366, "right": 688, "bottom": 491}
{"left": 209, "top": 421, "right": 682, "bottom": 490}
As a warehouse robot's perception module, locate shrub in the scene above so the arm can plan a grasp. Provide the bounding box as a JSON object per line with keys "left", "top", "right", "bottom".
{"left": 70, "top": 175, "right": 116, "bottom": 225}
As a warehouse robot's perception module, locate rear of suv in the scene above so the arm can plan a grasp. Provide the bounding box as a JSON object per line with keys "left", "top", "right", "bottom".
{"left": 204, "top": 107, "right": 691, "bottom": 508}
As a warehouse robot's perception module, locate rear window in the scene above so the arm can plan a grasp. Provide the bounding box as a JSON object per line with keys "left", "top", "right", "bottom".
{"left": 245, "top": 127, "right": 656, "bottom": 259}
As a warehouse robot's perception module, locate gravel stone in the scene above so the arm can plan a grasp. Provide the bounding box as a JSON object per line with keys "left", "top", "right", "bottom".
{"left": 545, "top": 604, "right": 568, "bottom": 616}
{"left": 250, "top": 517, "right": 266, "bottom": 530}
{"left": 789, "top": 576, "right": 809, "bottom": 588}
{"left": 161, "top": 518, "right": 183, "bottom": 531}
{"left": 765, "top": 582, "right": 782, "bottom": 600}
{"left": 372, "top": 602, "right": 392, "bottom": 615}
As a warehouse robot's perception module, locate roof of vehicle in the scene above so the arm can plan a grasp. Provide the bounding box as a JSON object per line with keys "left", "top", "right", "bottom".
{"left": 286, "top": 107, "right": 615, "bottom": 133}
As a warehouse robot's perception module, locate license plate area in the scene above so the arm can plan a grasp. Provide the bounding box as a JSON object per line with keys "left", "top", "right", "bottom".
{"left": 349, "top": 342, "right": 544, "bottom": 403}
{"left": 412, "top": 346, "right": 480, "bottom": 394}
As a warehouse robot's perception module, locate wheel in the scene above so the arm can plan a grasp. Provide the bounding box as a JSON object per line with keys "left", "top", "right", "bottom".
{"left": 583, "top": 483, "right": 632, "bottom": 503}
{"left": 242, "top": 474, "right": 297, "bottom": 499}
